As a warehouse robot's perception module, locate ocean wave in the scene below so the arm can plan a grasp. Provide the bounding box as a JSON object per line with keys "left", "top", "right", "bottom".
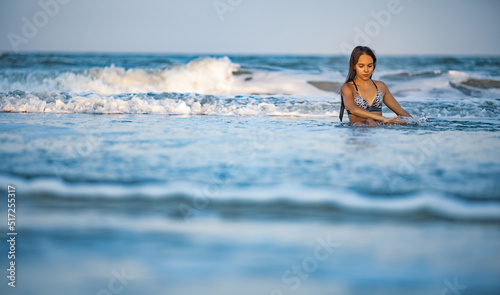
{"left": 0, "top": 56, "right": 328, "bottom": 96}
{"left": 3, "top": 55, "right": 500, "bottom": 99}
{"left": 2, "top": 176, "right": 499, "bottom": 222}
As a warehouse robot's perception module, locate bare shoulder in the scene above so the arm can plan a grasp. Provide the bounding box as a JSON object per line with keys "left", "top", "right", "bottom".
{"left": 341, "top": 82, "right": 355, "bottom": 94}
{"left": 373, "top": 80, "right": 388, "bottom": 90}
{"left": 373, "top": 80, "right": 392, "bottom": 96}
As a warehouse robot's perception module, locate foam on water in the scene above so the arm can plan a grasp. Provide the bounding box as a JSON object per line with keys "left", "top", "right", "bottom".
{"left": 0, "top": 91, "right": 337, "bottom": 116}
{"left": 1, "top": 90, "right": 499, "bottom": 119}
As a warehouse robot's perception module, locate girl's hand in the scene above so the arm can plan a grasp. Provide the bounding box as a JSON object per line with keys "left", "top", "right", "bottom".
{"left": 382, "top": 116, "right": 407, "bottom": 125}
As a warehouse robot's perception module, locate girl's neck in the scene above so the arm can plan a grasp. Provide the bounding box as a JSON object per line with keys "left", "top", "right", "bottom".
{"left": 354, "top": 76, "right": 371, "bottom": 85}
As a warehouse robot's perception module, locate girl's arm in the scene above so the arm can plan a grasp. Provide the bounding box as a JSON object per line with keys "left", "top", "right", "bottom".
{"left": 376, "top": 81, "right": 412, "bottom": 117}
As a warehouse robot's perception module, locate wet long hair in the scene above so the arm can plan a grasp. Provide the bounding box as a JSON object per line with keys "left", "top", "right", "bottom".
{"left": 339, "top": 46, "right": 377, "bottom": 121}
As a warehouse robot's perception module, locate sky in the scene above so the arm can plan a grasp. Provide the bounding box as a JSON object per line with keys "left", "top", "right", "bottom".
{"left": 0, "top": 0, "right": 499, "bottom": 55}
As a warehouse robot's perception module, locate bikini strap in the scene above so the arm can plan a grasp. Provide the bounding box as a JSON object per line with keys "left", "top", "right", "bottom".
{"left": 352, "top": 80, "right": 358, "bottom": 92}
{"left": 371, "top": 80, "right": 379, "bottom": 90}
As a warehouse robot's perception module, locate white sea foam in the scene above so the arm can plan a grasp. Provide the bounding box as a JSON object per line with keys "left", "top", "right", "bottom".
{"left": 0, "top": 91, "right": 341, "bottom": 116}
{"left": 2, "top": 89, "right": 499, "bottom": 119}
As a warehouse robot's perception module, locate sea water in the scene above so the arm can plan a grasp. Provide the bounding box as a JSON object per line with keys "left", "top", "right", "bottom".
{"left": 0, "top": 53, "right": 500, "bottom": 294}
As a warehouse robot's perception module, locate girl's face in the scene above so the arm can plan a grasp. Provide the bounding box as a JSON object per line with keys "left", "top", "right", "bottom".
{"left": 355, "top": 54, "right": 374, "bottom": 80}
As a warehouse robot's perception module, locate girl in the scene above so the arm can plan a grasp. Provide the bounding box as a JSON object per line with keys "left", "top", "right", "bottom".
{"left": 339, "top": 46, "right": 411, "bottom": 126}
